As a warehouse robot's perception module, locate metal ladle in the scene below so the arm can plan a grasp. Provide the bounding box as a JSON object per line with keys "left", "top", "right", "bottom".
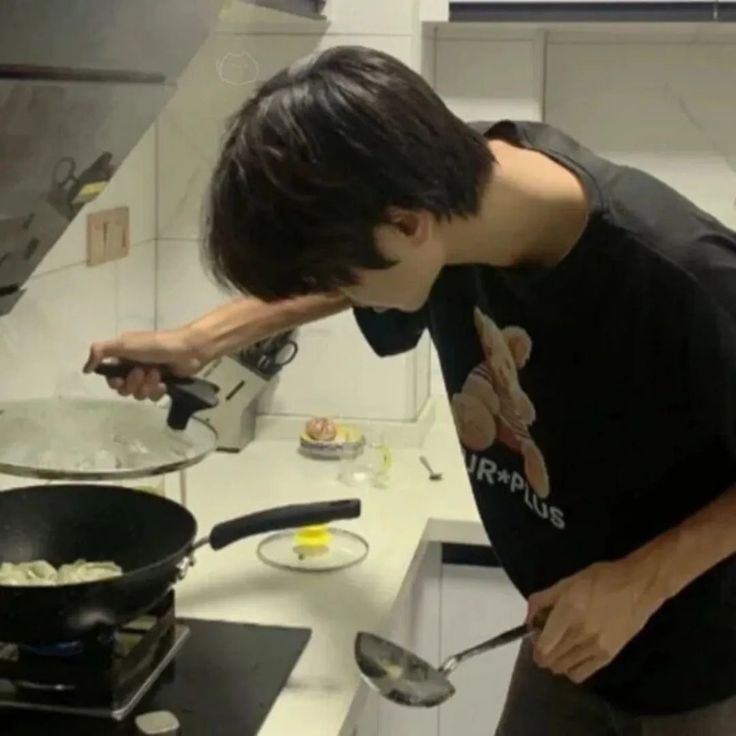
{"left": 355, "top": 622, "right": 530, "bottom": 708}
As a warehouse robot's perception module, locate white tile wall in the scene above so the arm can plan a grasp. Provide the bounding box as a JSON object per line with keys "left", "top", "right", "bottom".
{"left": 0, "top": 243, "right": 156, "bottom": 403}
{"left": 156, "top": 240, "right": 230, "bottom": 327}
{"left": 156, "top": 31, "right": 431, "bottom": 422}
{"left": 545, "top": 40, "right": 736, "bottom": 229}
{"left": 0, "top": 120, "right": 157, "bottom": 404}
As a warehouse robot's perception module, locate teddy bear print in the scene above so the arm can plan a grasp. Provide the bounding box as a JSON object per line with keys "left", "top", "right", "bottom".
{"left": 451, "top": 308, "right": 550, "bottom": 499}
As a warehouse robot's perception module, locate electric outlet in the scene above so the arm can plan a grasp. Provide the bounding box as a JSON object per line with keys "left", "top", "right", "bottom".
{"left": 87, "top": 207, "right": 130, "bottom": 266}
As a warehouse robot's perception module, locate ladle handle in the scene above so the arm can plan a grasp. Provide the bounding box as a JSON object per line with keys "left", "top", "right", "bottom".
{"left": 441, "top": 611, "right": 549, "bottom": 674}
{"left": 445, "top": 623, "right": 529, "bottom": 673}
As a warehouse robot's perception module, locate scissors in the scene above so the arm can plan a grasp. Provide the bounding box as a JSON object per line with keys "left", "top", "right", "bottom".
{"left": 256, "top": 337, "right": 298, "bottom": 374}
{"left": 240, "top": 334, "right": 299, "bottom": 376}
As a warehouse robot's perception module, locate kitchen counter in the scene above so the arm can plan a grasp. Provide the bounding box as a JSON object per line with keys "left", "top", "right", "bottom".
{"left": 175, "top": 407, "right": 485, "bottom": 736}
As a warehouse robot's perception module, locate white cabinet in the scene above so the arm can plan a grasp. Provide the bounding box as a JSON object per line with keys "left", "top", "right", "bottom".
{"left": 357, "top": 543, "right": 525, "bottom": 736}
{"left": 439, "top": 560, "right": 526, "bottom": 735}
{"left": 377, "top": 543, "right": 442, "bottom": 736}
{"left": 355, "top": 691, "right": 380, "bottom": 736}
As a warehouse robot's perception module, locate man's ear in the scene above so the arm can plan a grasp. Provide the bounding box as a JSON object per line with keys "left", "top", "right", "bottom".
{"left": 386, "top": 208, "right": 430, "bottom": 244}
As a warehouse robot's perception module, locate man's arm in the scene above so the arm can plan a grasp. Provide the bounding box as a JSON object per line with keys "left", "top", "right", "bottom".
{"left": 527, "top": 485, "right": 736, "bottom": 684}
{"left": 188, "top": 292, "right": 349, "bottom": 363}
{"left": 629, "top": 482, "right": 736, "bottom": 601}
{"left": 84, "top": 293, "right": 349, "bottom": 399}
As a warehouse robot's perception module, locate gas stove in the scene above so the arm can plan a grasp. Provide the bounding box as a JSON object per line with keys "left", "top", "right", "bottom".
{"left": 0, "top": 592, "right": 311, "bottom": 735}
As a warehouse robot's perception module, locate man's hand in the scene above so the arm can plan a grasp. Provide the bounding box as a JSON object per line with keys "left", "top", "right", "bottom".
{"left": 527, "top": 558, "right": 666, "bottom": 684}
{"left": 83, "top": 327, "right": 208, "bottom": 401}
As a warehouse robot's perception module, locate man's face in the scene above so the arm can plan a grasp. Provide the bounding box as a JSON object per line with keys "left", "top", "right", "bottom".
{"left": 340, "top": 210, "right": 445, "bottom": 313}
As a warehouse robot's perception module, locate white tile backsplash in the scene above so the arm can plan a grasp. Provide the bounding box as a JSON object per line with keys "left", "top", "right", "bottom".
{"left": 156, "top": 239, "right": 232, "bottom": 327}
{"left": 0, "top": 243, "right": 155, "bottom": 403}
{"left": 259, "top": 311, "right": 421, "bottom": 421}
{"left": 545, "top": 42, "right": 736, "bottom": 228}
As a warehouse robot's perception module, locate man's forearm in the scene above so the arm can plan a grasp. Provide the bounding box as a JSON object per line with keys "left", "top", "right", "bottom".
{"left": 627, "top": 483, "right": 736, "bottom": 603}
{"left": 188, "top": 293, "right": 350, "bottom": 361}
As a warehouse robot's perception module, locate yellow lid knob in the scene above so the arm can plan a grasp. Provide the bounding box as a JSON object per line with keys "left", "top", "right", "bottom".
{"left": 295, "top": 524, "right": 332, "bottom": 548}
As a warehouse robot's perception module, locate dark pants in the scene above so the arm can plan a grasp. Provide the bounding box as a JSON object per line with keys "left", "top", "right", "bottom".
{"left": 496, "top": 641, "right": 736, "bottom": 736}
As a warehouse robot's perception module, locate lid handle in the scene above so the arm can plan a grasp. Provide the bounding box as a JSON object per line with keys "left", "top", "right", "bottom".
{"left": 94, "top": 362, "right": 219, "bottom": 430}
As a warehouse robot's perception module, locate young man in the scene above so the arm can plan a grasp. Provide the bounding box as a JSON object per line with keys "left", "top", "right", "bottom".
{"left": 86, "top": 46, "right": 736, "bottom": 733}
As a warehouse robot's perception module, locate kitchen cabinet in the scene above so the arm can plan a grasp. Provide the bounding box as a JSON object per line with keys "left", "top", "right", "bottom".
{"left": 355, "top": 692, "right": 380, "bottom": 736}
{"left": 363, "top": 543, "right": 524, "bottom": 736}
{"left": 435, "top": 1, "right": 719, "bottom": 23}
{"left": 377, "top": 543, "right": 442, "bottom": 736}
{"left": 438, "top": 547, "right": 526, "bottom": 735}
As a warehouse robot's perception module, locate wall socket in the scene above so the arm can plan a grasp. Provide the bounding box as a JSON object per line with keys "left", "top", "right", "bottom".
{"left": 87, "top": 206, "right": 130, "bottom": 266}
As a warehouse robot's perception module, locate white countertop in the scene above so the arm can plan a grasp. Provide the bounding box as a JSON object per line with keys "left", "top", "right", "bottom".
{"left": 174, "top": 411, "right": 486, "bottom": 736}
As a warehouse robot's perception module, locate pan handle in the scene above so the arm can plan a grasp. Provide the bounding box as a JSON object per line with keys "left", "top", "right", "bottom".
{"left": 206, "top": 499, "right": 361, "bottom": 551}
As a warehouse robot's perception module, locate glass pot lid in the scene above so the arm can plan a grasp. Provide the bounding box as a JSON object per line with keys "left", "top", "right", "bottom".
{"left": 257, "top": 525, "right": 369, "bottom": 572}
{"left": 0, "top": 398, "right": 217, "bottom": 481}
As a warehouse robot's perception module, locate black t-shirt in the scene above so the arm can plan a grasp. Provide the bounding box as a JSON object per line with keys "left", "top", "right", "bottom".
{"left": 355, "top": 120, "right": 736, "bottom": 716}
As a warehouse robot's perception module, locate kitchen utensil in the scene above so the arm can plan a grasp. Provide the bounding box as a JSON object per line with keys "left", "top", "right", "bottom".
{"left": 338, "top": 430, "right": 392, "bottom": 488}
{"left": 355, "top": 623, "right": 530, "bottom": 707}
{"left": 94, "top": 362, "right": 219, "bottom": 430}
{"left": 0, "top": 399, "right": 218, "bottom": 481}
{"left": 419, "top": 456, "right": 443, "bottom": 481}
{"left": 257, "top": 525, "right": 369, "bottom": 572}
{"left": 197, "top": 355, "right": 271, "bottom": 452}
{"left": 239, "top": 331, "right": 299, "bottom": 378}
{"left": 0, "top": 484, "right": 361, "bottom": 644}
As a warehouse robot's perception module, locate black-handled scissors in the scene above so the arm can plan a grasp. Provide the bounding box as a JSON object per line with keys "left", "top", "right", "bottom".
{"left": 256, "top": 338, "right": 298, "bottom": 374}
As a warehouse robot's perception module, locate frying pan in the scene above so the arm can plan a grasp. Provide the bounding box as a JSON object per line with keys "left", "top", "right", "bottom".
{"left": 0, "top": 484, "right": 361, "bottom": 644}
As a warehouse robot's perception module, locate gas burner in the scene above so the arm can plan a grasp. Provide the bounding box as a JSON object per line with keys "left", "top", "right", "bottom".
{"left": 0, "top": 592, "right": 190, "bottom": 720}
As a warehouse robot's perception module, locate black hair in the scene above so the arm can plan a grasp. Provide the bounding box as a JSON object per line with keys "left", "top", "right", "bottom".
{"left": 204, "top": 45, "right": 493, "bottom": 301}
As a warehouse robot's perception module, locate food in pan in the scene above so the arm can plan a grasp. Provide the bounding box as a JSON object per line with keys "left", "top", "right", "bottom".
{"left": 0, "top": 559, "right": 123, "bottom": 586}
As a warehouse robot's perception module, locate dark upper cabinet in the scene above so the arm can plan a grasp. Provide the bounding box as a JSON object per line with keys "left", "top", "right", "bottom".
{"left": 717, "top": 1, "right": 736, "bottom": 19}
{"left": 449, "top": 2, "right": 719, "bottom": 23}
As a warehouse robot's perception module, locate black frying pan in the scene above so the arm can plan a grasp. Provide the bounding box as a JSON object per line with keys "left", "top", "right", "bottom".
{"left": 0, "top": 484, "right": 360, "bottom": 644}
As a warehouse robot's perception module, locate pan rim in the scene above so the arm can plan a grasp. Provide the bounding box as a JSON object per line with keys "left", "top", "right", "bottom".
{"left": 0, "top": 484, "right": 197, "bottom": 591}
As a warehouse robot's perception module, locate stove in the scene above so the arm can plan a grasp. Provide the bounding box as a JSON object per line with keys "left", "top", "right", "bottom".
{"left": 0, "top": 592, "right": 312, "bottom": 735}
